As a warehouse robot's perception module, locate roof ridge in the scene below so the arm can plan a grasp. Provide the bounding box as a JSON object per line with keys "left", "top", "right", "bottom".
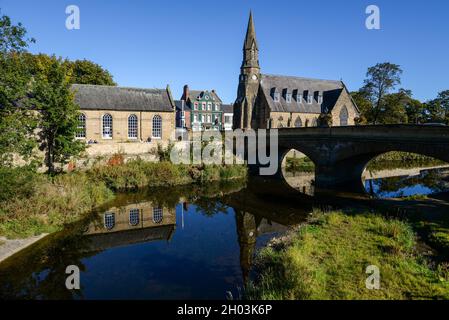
{"left": 262, "top": 73, "right": 342, "bottom": 83}
{"left": 71, "top": 83, "right": 165, "bottom": 92}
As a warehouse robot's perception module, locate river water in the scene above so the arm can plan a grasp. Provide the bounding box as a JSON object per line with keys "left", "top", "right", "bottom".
{"left": 1, "top": 166, "right": 448, "bottom": 299}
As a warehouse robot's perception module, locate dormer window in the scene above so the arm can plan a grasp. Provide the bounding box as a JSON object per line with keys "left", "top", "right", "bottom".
{"left": 318, "top": 93, "right": 323, "bottom": 104}
{"left": 297, "top": 93, "right": 303, "bottom": 103}
{"left": 286, "top": 93, "right": 292, "bottom": 103}
{"left": 271, "top": 88, "right": 280, "bottom": 102}
{"left": 274, "top": 92, "right": 280, "bottom": 102}
{"left": 307, "top": 94, "right": 313, "bottom": 104}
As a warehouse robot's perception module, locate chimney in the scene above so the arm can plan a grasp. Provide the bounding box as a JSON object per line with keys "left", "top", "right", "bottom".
{"left": 182, "top": 85, "right": 190, "bottom": 101}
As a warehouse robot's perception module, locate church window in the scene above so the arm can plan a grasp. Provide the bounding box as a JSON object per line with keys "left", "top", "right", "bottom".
{"left": 76, "top": 113, "right": 86, "bottom": 138}
{"left": 340, "top": 106, "right": 349, "bottom": 126}
{"left": 129, "top": 209, "right": 139, "bottom": 226}
{"left": 102, "top": 114, "right": 113, "bottom": 139}
{"left": 104, "top": 213, "right": 115, "bottom": 230}
{"left": 152, "top": 115, "right": 162, "bottom": 138}
{"left": 128, "top": 114, "right": 138, "bottom": 139}
{"left": 294, "top": 117, "right": 302, "bottom": 127}
{"left": 153, "top": 208, "right": 163, "bottom": 224}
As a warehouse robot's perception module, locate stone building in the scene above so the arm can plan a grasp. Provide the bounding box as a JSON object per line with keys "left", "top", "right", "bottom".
{"left": 72, "top": 84, "right": 176, "bottom": 144}
{"left": 234, "top": 12, "right": 359, "bottom": 130}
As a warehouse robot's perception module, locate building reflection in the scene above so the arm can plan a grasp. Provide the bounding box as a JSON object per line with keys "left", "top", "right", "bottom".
{"left": 83, "top": 201, "right": 176, "bottom": 251}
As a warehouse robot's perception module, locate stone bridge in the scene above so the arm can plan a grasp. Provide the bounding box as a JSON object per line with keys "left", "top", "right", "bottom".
{"left": 250, "top": 125, "right": 449, "bottom": 192}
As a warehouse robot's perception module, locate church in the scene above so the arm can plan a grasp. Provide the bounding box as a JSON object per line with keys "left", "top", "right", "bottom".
{"left": 233, "top": 12, "right": 360, "bottom": 130}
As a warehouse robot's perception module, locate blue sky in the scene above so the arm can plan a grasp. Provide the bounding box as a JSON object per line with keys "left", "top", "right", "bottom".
{"left": 1, "top": 0, "right": 448, "bottom": 103}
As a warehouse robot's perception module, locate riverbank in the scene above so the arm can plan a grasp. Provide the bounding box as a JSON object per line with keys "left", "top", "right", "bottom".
{"left": 247, "top": 210, "right": 449, "bottom": 300}
{"left": 0, "top": 159, "right": 247, "bottom": 239}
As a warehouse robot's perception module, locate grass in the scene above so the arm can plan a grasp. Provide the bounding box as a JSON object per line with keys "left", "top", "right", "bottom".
{"left": 367, "top": 152, "right": 447, "bottom": 171}
{"left": 0, "top": 157, "right": 247, "bottom": 239}
{"left": 247, "top": 211, "right": 449, "bottom": 300}
{"left": 285, "top": 157, "right": 315, "bottom": 173}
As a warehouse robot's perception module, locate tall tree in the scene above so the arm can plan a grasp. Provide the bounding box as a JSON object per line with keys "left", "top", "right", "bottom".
{"left": 0, "top": 13, "right": 37, "bottom": 166}
{"left": 360, "top": 62, "right": 403, "bottom": 124}
{"left": 69, "top": 59, "right": 116, "bottom": 85}
{"left": 31, "top": 57, "right": 85, "bottom": 173}
{"left": 425, "top": 90, "right": 449, "bottom": 124}
{"left": 0, "top": 13, "right": 35, "bottom": 53}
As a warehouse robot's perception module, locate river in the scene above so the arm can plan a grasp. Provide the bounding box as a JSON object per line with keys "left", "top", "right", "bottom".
{"left": 1, "top": 166, "right": 448, "bottom": 299}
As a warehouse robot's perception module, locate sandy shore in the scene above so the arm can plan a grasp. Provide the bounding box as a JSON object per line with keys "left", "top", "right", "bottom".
{"left": 0, "top": 234, "right": 48, "bottom": 263}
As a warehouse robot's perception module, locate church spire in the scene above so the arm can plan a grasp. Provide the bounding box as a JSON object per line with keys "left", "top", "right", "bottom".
{"left": 242, "top": 11, "right": 259, "bottom": 70}
{"left": 244, "top": 11, "right": 258, "bottom": 50}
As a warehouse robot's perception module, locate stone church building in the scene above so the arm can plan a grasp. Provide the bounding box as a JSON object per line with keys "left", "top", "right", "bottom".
{"left": 72, "top": 84, "right": 176, "bottom": 144}
{"left": 234, "top": 12, "right": 359, "bottom": 130}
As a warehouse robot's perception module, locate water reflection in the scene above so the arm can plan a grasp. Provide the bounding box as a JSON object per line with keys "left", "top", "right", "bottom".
{"left": 365, "top": 167, "right": 449, "bottom": 198}
{"left": 0, "top": 179, "right": 307, "bottom": 300}
{"left": 1, "top": 167, "right": 448, "bottom": 300}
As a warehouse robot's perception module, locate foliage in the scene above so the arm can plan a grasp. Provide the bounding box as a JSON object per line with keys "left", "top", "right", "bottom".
{"left": 285, "top": 156, "right": 315, "bottom": 173}
{"left": 317, "top": 113, "right": 332, "bottom": 127}
{"left": 0, "top": 13, "right": 35, "bottom": 53}
{"left": 69, "top": 59, "right": 116, "bottom": 86}
{"left": 0, "top": 14, "right": 38, "bottom": 166}
{"left": 247, "top": 211, "right": 449, "bottom": 300}
{"left": 30, "top": 56, "right": 85, "bottom": 173}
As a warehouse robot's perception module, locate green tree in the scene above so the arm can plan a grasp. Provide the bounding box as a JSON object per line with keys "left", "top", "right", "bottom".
{"left": 0, "top": 13, "right": 37, "bottom": 166}
{"left": 360, "top": 62, "right": 403, "bottom": 124}
{"left": 376, "top": 89, "right": 409, "bottom": 124}
{"left": 350, "top": 91, "right": 372, "bottom": 124}
{"left": 425, "top": 90, "right": 449, "bottom": 124}
{"left": 0, "top": 13, "right": 35, "bottom": 53}
{"left": 31, "top": 57, "right": 85, "bottom": 173}
{"left": 69, "top": 59, "right": 116, "bottom": 85}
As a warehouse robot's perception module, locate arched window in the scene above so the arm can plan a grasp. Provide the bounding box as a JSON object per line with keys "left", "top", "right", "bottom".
{"left": 294, "top": 117, "right": 302, "bottom": 128}
{"left": 311, "top": 118, "right": 318, "bottom": 127}
{"left": 76, "top": 113, "right": 86, "bottom": 138}
{"left": 340, "top": 106, "right": 349, "bottom": 126}
{"left": 305, "top": 119, "right": 310, "bottom": 127}
{"left": 153, "top": 208, "right": 163, "bottom": 224}
{"left": 104, "top": 212, "right": 115, "bottom": 230}
{"left": 102, "top": 114, "right": 113, "bottom": 139}
{"left": 129, "top": 208, "right": 139, "bottom": 226}
{"left": 152, "top": 115, "right": 162, "bottom": 138}
{"left": 128, "top": 114, "right": 138, "bottom": 139}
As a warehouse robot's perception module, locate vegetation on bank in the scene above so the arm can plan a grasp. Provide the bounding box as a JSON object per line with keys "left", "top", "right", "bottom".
{"left": 0, "top": 159, "right": 247, "bottom": 239}
{"left": 285, "top": 156, "right": 315, "bottom": 173}
{"left": 247, "top": 211, "right": 449, "bottom": 300}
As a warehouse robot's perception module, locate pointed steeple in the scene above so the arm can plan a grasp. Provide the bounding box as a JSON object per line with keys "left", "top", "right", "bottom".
{"left": 244, "top": 11, "right": 258, "bottom": 50}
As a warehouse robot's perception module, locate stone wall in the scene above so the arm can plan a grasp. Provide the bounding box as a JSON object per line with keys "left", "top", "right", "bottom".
{"left": 80, "top": 109, "right": 175, "bottom": 143}
{"left": 330, "top": 89, "right": 359, "bottom": 126}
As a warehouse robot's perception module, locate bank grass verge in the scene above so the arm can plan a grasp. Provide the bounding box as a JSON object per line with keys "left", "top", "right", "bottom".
{"left": 285, "top": 156, "right": 315, "bottom": 173}
{"left": 0, "top": 158, "right": 247, "bottom": 239}
{"left": 247, "top": 211, "right": 449, "bottom": 300}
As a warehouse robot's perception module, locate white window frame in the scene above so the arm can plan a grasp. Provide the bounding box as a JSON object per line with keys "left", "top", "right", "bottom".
{"left": 128, "top": 114, "right": 138, "bottom": 139}
{"left": 152, "top": 115, "right": 162, "bottom": 139}
{"left": 307, "top": 95, "right": 313, "bottom": 104}
{"left": 129, "top": 208, "right": 140, "bottom": 226}
{"left": 286, "top": 93, "right": 292, "bottom": 103}
{"left": 153, "top": 208, "right": 163, "bottom": 224}
{"left": 104, "top": 212, "right": 115, "bottom": 230}
{"left": 76, "top": 113, "right": 86, "bottom": 139}
{"left": 102, "top": 114, "right": 113, "bottom": 139}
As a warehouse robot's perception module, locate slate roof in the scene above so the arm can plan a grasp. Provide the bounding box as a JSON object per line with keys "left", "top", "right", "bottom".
{"left": 83, "top": 225, "right": 175, "bottom": 252}
{"left": 72, "top": 84, "right": 175, "bottom": 112}
{"left": 175, "top": 100, "right": 192, "bottom": 111}
{"left": 222, "top": 104, "right": 234, "bottom": 113}
{"left": 259, "top": 74, "right": 346, "bottom": 114}
{"left": 186, "top": 90, "right": 222, "bottom": 103}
